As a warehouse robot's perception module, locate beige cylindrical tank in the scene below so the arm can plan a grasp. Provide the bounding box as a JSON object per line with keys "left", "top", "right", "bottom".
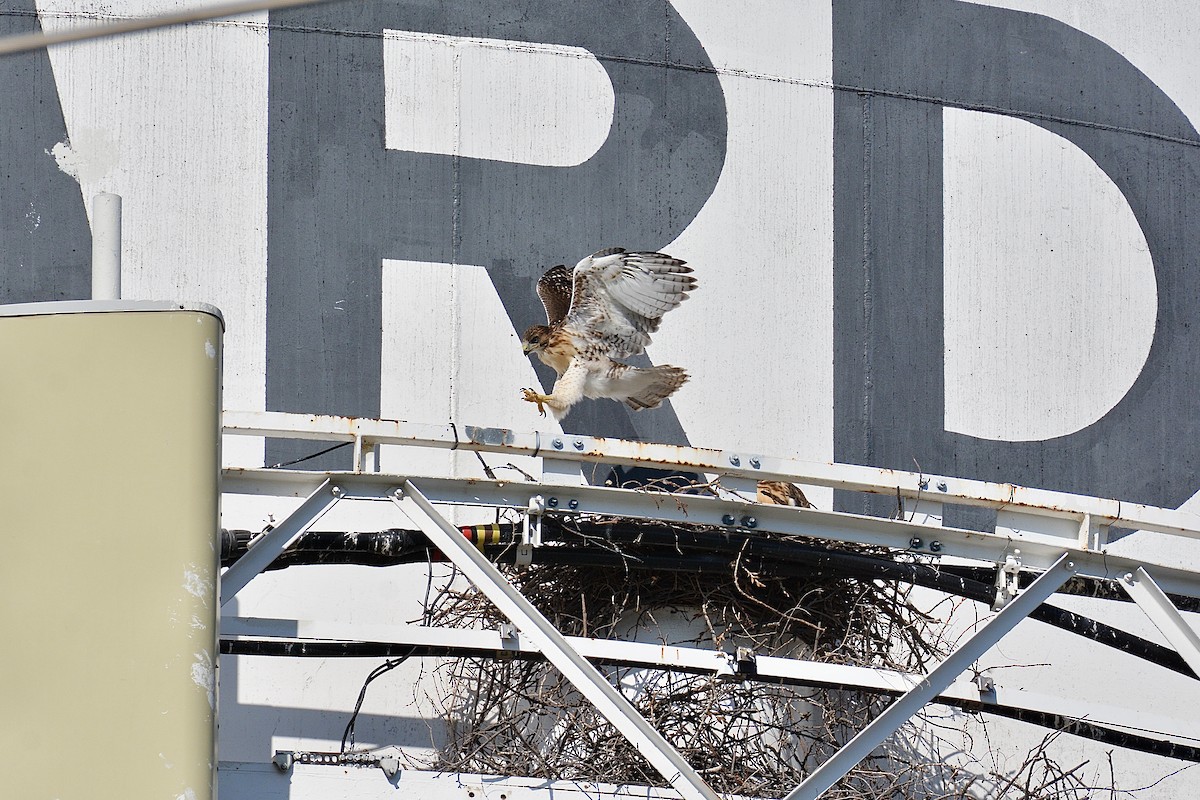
{"left": 0, "top": 300, "right": 222, "bottom": 800}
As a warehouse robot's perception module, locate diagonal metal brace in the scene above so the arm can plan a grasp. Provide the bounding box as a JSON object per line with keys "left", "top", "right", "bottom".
{"left": 391, "top": 480, "right": 720, "bottom": 800}
{"left": 220, "top": 479, "right": 343, "bottom": 606}
{"left": 784, "top": 554, "right": 1075, "bottom": 800}
{"left": 1121, "top": 566, "right": 1200, "bottom": 679}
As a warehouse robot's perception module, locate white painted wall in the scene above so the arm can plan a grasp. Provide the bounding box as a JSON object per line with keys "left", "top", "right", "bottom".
{"left": 16, "top": 1, "right": 1200, "bottom": 796}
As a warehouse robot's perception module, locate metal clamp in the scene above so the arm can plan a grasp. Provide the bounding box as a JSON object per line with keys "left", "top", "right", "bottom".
{"left": 992, "top": 549, "right": 1022, "bottom": 610}
{"left": 517, "top": 495, "right": 546, "bottom": 566}
{"left": 716, "top": 647, "right": 757, "bottom": 680}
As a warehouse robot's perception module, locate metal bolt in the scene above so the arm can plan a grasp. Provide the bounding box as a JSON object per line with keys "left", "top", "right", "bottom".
{"left": 749, "top": 457, "right": 761, "bottom": 469}
{"left": 929, "top": 540, "right": 942, "bottom": 553}
{"left": 1066, "top": 560, "right": 1076, "bottom": 571}
{"left": 568, "top": 499, "right": 579, "bottom": 510}
{"left": 552, "top": 438, "right": 564, "bottom": 450}
{"left": 573, "top": 439, "right": 585, "bottom": 450}
{"left": 330, "top": 485, "right": 344, "bottom": 498}
{"left": 391, "top": 487, "right": 403, "bottom": 499}
{"left": 722, "top": 514, "right": 736, "bottom": 526}
{"left": 729, "top": 454, "right": 741, "bottom": 467}
{"left": 742, "top": 516, "right": 757, "bottom": 529}
{"left": 547, "top": 496, "right": 559, "bottom": 508}
{"left": 909, "top": 537, "right": 923, "bottom": 549}
{"left": 1122, "top": 572, "right": 1135, "bottom": 585}
{"left": 919, "top": 479, "right": 929, "bottom": 490}
{"left": 936, "top": 481, "right": 948, "bottom": 492}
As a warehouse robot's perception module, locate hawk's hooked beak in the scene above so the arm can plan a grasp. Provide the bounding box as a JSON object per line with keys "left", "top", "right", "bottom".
{"left": 522, "top": 341, "right": 536, "bottom": 354}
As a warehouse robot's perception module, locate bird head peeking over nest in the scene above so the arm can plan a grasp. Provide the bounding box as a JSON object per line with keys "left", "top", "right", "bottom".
{"left": 519, "top": 247, "right": 696, "bottom": 420}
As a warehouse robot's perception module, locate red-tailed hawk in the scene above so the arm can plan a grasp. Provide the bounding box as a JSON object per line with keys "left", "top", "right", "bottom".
{"left": 520, "top": 247, "right": 696, "bottom": 419}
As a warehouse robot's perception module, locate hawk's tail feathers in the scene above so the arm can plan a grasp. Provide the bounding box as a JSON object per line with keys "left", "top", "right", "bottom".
{"left": 622, "top": 364, "right": 689, "bottom": 411}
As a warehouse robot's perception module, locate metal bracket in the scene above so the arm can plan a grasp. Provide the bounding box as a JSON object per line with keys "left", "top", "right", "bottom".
{"left": 1077, "top": 512, "right": 1108, "bottom": 550}
{"left": 517, "top": 495, "right": 545, "bottom": 566}
{"left": 992, "top": 549, "right": 1023, "bottom": 611}
{"left": 716, "top": 647, "right": 757, "bottom": 681}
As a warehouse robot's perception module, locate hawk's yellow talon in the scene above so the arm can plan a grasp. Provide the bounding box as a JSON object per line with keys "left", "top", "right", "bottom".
{"left": 521, "top": 387, "right": 548, "bottom": 417}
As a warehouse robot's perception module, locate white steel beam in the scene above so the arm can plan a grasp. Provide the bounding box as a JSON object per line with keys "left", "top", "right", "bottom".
{"left": 220, "top": 479, "right": 342, "bottom": 606}
{"left": 391, "top": 480, "right": 721, "bottom": 800}
{"left": 222, "top": 410, "right": 1200, "bottom": 540}
{"left": 782, "top": 555, "right": 1075, "bottom": 800}
{"left": 1121, "top": 567, "right": 1200, "bottom": 679}
{"left": 221, "top": 615, "right": 1200, "bottom": 749}
{"left": 219, "top": 469, "right": 1200, "bottom": 601}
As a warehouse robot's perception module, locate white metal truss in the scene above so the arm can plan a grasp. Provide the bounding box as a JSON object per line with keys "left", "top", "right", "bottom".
{"left": 220, "top": 411, "right": 1200, "bottom": 799}
{"left": 394, "top": 480, "right": 720, "bottom": 800}
{"left": 1120, "top": 567, "right": 1200, "bottom": 678}
{"left": 783, "top": 556, "right": 1075, "bottom": 799}
{"left": 219, "top": 616, "right": 1200, "bottom": 750}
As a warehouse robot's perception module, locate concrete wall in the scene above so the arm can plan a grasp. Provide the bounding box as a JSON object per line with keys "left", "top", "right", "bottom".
{"left": 5, "top": 0, "right": 1200, "bottom": 795}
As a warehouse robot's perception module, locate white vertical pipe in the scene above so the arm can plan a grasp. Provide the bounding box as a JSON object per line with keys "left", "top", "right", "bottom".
{"left": 91, "top": 193, "right": 122, "bottom": 301}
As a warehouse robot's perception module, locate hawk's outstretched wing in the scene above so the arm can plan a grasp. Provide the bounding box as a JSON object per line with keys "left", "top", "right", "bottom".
{"left": 535, "top": 265, "right": 573, "bottom": 327}
{"left": 566, "top": 248, "right": 695, "bottom": 358}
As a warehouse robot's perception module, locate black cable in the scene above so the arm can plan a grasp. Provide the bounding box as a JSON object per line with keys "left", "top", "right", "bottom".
{"left": 218, "top": 520, "right": 1198, "bottom": 679}
{"left": 339, "top": 649, "right": 415, "bottom": 755}
{"left": 219, "top": 638, "right": 1200, "bottom": 763}
{"left": 266, "top": 440, "right": 352, "bottom": 469}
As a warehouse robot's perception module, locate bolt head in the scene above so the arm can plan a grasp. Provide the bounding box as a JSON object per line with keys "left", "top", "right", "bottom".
{"left": 721, "top": 514, "right": 736, "bottom": 526}
{"left": 392, "top": 487, "right": 404, "bottom": 499}
{"left": 919, "top": 479, "right": 929, "bottom": 490}
{"left": 749, "top": 457, "right": 761, "bottom": 469}
{"left": 936, "top": 481, "right": 948, "bottom": 492}
{"left": 573, "top": 439, "right": 585, "bottom": 450}
{"left": 330, "top": 485, "right": 344, "bottom": 498}
{"left": 742, "top": 516, "right": 757, "bottom": 529}
{"left": 909, "top": 537, "right": 923, "bottom": 549}
{"left": 1122, "top": 572, "right": 1135, "bottom": 584}
{"left": 547, "top": 496, "right": 559, "bottom": 508}
{"left": 729, "top": 454, "right": 741, "bottom": 466}
{"left": 568, "top": 499, "right": 579, "bottom": 510}
{"left": 552, "top": 438, "right": 564, "bottom": 449}
{"left": 929, "top": 540, "right": 942, "bottom": 552}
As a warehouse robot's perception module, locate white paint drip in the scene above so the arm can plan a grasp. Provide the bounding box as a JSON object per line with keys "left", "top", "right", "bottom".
{"left": 204, "top": 339, "right": 216, "bottom": 359}
{"left": 46, "top": 127, "right": 119, "bottom": 183}
{"left": 24, "top": 201, "right": 40, "bottom": 233}
{"left": 176, "top": 788, "right": 198, "bottom": 800}
{"left": 191, "top": 650, "right": 215, "bottom": 710}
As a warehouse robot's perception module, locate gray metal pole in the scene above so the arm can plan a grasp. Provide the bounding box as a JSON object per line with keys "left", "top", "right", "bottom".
{"left": 783, "top": 554, "right": 1075, "bottom": 800}
{"left": 91, "top": 193, "right": 122, "bottom": 301}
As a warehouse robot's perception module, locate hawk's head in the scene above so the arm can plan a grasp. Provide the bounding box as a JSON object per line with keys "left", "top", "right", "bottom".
{"left": 521, "top": 324, "right": 552, "bottom": 355}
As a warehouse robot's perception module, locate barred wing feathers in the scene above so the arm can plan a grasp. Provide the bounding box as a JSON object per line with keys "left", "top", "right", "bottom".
{"left": 535, "top": 264, "right": 573, "bottom": 326}
{"left": 566, "top": 248, "right": 696, "bottom": 358}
